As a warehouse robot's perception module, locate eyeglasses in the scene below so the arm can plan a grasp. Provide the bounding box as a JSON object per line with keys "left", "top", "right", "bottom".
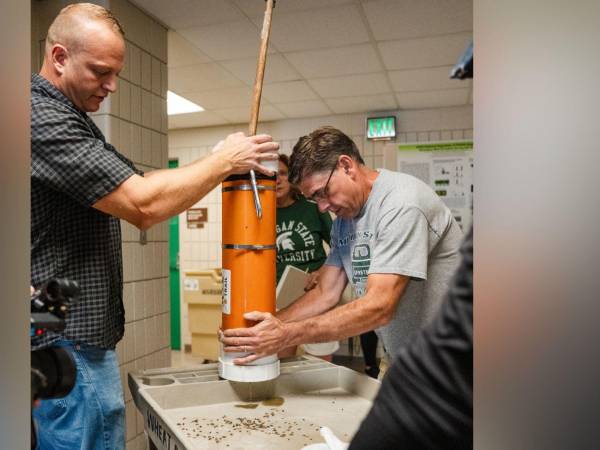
{"left": 306, "top": 164, "right": 337, "bottom": 203}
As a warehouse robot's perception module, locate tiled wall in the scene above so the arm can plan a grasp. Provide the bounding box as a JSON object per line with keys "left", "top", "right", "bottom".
{"left": 169, "top": 105, "right": 473, "bottom": 345}
{"left": 32, "top": 1, "right": 169, "bottom": 449}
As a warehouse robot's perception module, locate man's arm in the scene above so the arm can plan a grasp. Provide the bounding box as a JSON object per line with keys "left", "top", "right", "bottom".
{"left": 222, "top": 272, "right": 409, "bottom": 364}
{"left": 277, "top": 264, "right": 348, "bottom": 323}
{"left": 93, "top": 132, "right": 278, "bottom": 230}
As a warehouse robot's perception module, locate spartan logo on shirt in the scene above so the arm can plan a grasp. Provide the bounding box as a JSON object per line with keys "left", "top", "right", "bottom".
{"left": 276, "top": 220, "right": 318, "bottom": 263}
{"left": 351, "top": 244, "right": 371, "bottom": 285}
{"left": 276, "top": 231, "right": 295, "bottom": 251}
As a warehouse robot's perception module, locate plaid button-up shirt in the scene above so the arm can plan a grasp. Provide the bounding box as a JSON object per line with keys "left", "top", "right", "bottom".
{"left": 31, "top": 73, "right": 141, "bottom": 350}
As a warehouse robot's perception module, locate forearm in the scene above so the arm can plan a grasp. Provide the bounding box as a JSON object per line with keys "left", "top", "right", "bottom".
{"left": 137, "top": 152, "right": 230, "bottom": 227}
{"left": 285, "top": 291, "right": 392, "bottom": 347}
{"left": 277, "top": 283, "right": 339, "bottom": 323}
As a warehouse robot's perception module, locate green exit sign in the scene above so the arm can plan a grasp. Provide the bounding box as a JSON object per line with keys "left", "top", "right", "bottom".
{"left": 366, "top": 116, "right": 396, "bottom": 140}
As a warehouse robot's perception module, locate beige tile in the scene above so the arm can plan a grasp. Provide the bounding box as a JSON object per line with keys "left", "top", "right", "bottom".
{"left": 119, "top": 120, "right": 131, "bottom": 159}
{"left": 120, "top": 43, "right": 131, "bottom": 82}
{"left": 124, "top": 323, "right": 134, "bottom": 362}
{"left": 123, "top": 283, "right": 134, "bottom": 323}
{"left": 151, "top": 131, "right": 161, "bottom": 169}
{"left": 134, "top": 242, "right": 145, "bottom": 281}
{"left": 109, "top": 84, "right": 120, "bottom": 116}
{"left": 119, "top": 78, "right": 131, "bottom": 121}
{"left": 141, "top": 128, "right": 152, "bottom": 167}
{"left": 131, "top": 125, "right": 142, "bottom": 164}
{"left": 141, "top": 243, "right": 151, "bottom": 279}
{"left": 129, "top": 44, "right": 141, "bottom": 86}
{"left": 153, "top": 279, "right": 162, "bottom": 317}
{"left": 160, "top": 134, "right": 168, "bottom": 168}
{"left": 130, "top": 84, "right": 141, "bottom": 125}
{"left": 164, "top": 313, "right": 171, "bottom": 348}
{"left": 141, "top": 90, "right": 152, "bottom": 129}
{"left": 452, "top": 130, "right": 464, "bottom": 140}
{"left": 122, "top": 243, "right": 133, "bottom": 282}
{"left": 131, "top": 282, "right": 142, "bottom": 321}
{"left": 162, "top": 242, "right": 169, "bottom": 277}
{"left": 125, "top": 400, "right": 136, "bottom": 441}
{"left": 151, "top": 94, "right": 162, "bottom": 133}
{"left": 151, "top": 56, "right": 161, "bottom": 95}
{"left": 144, "top": 278, "right": 155, "bottom": 317}
{"left": 441, "top": 130, "right": 453, "bottom": 141}
{"left": 162, "top": 278, "right": 170, "bottom": 314}
{"left": 160, "top": 62, "right": 168, "bottom": 98}
{"left": 135, "top": 407, "right": 144, "bottom": 436}
{"left": 135, "top": 433, "right": 146, "bottom": 450}
{"left": 133, "top": 320, "right": 146, "bottom": 359}
{"left": 141, "top": 50, "right": 152, "bottom": 91}
{"left": 116, "top": 339, "right": 124, "bottom": 365}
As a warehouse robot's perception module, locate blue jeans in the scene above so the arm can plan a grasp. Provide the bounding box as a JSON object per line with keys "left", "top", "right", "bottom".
{"left": 33, "top": 341, "right": 125, "bottom": 450}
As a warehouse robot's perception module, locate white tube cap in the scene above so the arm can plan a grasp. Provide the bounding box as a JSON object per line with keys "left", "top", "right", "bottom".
{"left": 219, "top": 353, "right": 280, "bottom": 382}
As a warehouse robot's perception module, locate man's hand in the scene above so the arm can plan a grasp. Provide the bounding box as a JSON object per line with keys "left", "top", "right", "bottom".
{"left": 215, "top": 132, "right": 279, "bottom": 177}
{"left": 221, "top": 311, "right": 290, "bottom": 365}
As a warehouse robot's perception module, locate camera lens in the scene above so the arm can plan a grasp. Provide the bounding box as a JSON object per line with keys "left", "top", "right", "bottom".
{"left": 31, "top": 347, "right": 77, "bottom": 399}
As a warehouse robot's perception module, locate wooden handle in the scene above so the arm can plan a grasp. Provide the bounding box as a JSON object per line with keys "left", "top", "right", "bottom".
{"left": 248, "top": 0, "right": 275, "bottom": 136}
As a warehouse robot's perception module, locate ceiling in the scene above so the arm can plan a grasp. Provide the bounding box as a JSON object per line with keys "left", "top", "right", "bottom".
{"left": 129, "top": 0, "right": 473, "bottom": 129}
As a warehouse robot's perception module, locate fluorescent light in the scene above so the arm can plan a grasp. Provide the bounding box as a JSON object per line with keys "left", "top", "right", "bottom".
{"left": 167, "top": 90, "right": 204, "bottom": 115}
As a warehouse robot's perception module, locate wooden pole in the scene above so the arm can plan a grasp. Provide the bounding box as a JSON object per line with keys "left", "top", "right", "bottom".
{"left": 248, "top": 0, "right": 275, "bottom": 219}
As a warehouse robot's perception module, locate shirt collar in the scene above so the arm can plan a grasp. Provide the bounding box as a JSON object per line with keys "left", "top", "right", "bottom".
{"left": 31, "top": 73, "right": 80, "bottom": 112}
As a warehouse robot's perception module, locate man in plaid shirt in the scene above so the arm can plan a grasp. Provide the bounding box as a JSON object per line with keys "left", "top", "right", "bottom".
{"left": 31, "top": 4, "right": 278, "bottom": 449}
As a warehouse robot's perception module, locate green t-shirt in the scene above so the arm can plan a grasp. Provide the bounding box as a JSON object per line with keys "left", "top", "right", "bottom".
{"left": 276, "top": 196, "right": 333, "bottom": 283}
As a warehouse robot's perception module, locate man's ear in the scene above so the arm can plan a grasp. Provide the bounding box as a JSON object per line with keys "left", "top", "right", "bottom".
{"left": 339, "top": 155, "right": 353, "bottom": 175}
{"left": 51, "top": 44, "right": 69, "bottom": 75}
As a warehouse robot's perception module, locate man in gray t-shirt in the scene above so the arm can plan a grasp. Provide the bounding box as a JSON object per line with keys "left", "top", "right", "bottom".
{"left": 327, "top": 168, "right": 462, "bottom": 353}
{"left": 222, "top": 127, "right": 462, "bottom": 364}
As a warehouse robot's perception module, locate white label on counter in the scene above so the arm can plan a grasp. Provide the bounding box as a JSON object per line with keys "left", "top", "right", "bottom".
{"left": 183, "top": 278, "right": 199, "bottom": 291}
{"left": 222, "top": 269, "right": 231, "bottom": 314}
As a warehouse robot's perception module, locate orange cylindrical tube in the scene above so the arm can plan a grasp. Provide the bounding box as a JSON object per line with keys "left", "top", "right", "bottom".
{"left": 221, "top": 177, "right": 276, "bottom": 330}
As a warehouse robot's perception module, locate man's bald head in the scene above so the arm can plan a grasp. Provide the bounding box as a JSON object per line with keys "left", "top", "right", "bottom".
{"left": 45, "top": 3, "right": 124, "bottom": 56}
{"left": 40, "top": 3, "right": 126, "bottom": 112}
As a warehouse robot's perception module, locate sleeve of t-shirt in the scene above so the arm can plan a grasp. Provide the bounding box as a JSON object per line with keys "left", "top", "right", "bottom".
{"left": 369, "top": 205, "right": 430, "bottom": 280}
{"left": 324, "top": 221, "right": 343, "bottom": 267}
{"left": 31, "top": 101, "right": 138, "bottom": 207}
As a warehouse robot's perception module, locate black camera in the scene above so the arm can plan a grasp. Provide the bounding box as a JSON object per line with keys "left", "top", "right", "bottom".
{"left": 31, "top": 279, "right": 79, "bottom": 449}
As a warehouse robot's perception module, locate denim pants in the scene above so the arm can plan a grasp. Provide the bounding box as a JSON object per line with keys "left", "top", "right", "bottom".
{"left": 33, "top": 341, "right": 125, "bottom": 450}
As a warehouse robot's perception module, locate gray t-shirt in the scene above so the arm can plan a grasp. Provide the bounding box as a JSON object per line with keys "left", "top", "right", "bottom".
{"left": 326, "top": 169, "right": 463, "bottom": 354}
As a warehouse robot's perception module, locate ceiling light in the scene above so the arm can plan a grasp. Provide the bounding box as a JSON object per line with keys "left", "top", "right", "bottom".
{"left": 167, "top": 91, "right": 204, "bottom": 115}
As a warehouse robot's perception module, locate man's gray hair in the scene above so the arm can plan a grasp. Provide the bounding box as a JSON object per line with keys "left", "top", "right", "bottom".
{"left": 288, "top": 126, "right": 365, "bottom": 185}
